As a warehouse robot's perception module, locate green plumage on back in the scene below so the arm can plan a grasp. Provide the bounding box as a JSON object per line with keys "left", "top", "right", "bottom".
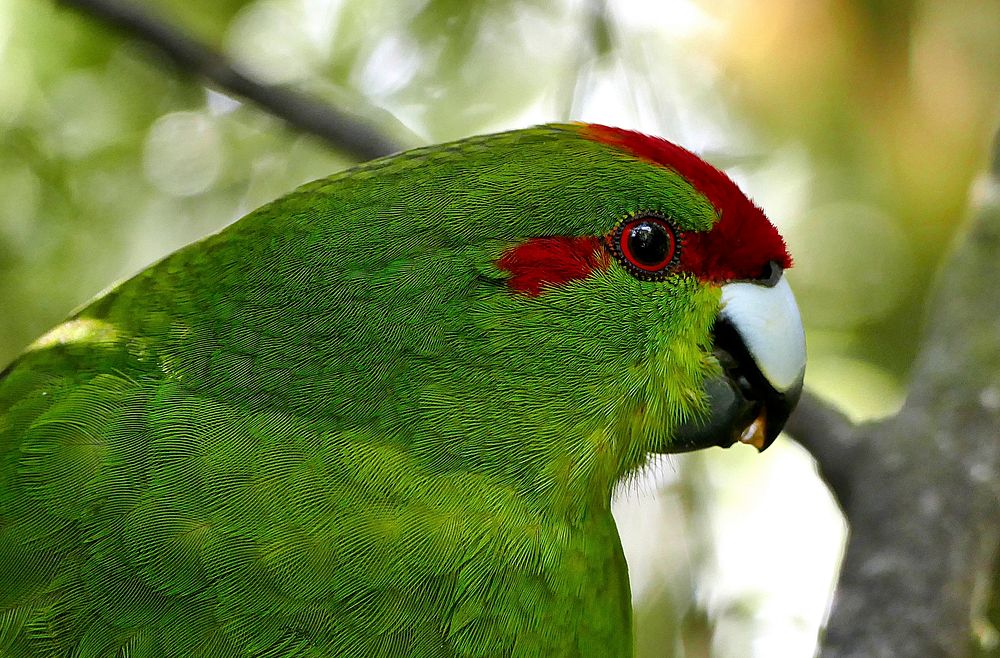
{"left": 0, "top": 124, "right": 799, "bottom": 657}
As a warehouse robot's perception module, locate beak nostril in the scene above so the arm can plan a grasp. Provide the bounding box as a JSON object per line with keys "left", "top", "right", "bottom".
{"left": 759, "top": 260, "right": 783, "bottom": 288}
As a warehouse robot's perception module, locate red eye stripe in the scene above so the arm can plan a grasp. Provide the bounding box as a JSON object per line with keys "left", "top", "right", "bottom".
{"left": 495, "top": 236, "right": 610, "bottom": 296}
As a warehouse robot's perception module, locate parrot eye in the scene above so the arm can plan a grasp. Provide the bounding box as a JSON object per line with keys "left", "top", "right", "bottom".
{"left": 609, "top": 213, "right": 680, "bottom": 281}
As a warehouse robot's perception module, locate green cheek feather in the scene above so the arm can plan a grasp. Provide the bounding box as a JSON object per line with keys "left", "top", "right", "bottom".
{"left": 0, "top": 123, "right": 803, "bottom": 657}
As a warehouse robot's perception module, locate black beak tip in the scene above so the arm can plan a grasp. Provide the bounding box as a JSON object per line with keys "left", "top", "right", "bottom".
{"left": 759, "top": 376, "right": 803, "bottom": 452}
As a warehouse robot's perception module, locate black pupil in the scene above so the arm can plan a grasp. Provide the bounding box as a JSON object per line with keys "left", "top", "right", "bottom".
{"left": 627, "top": 221, "right": 670, "bottom": 266}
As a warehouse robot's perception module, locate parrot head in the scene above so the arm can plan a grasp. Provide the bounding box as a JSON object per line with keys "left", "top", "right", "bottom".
{"left": 250, "top": 122, "right": 806, "bottom": 498}
{"left": 487, "top": 125, "right": 805, "bottom": 458}
{"left": 588, "top": 125, "right": 806, "bottom": 455}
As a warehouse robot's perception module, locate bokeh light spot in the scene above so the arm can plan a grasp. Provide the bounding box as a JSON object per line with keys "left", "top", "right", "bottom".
{"left": 143, "top": 111, "right": 222, "bottom": 197}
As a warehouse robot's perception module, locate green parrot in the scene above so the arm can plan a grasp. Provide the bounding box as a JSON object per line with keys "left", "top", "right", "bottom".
{"left": 0, "top": 123, "right": 805, "bottom": 657}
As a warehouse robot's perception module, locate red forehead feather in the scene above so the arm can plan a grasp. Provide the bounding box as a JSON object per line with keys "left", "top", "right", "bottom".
{"left": 581, "top": 124, "right": 792, "bottom": 281}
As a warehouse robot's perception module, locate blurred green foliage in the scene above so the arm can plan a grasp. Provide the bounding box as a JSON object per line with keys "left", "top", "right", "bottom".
{"left": 1, "top": 0, "right": 998, "bottom": 655}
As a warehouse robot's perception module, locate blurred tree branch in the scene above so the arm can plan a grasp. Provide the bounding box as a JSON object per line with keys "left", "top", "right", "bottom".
{"left": 806, "top": 125, "right": 1000, "bottom": 657}
{"left": 786, "top": 126, "right": 1000, "bottom": 656}
{"left": 45, "top": 2, "right": 1000, "bottom": 653}
{"left": 56, "top": 0, "right": 404, "bottom": 161}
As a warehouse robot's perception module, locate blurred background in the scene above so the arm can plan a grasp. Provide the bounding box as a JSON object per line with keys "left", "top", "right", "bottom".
{"left": 1, "top": 0, "right": 999, "bottom": 655}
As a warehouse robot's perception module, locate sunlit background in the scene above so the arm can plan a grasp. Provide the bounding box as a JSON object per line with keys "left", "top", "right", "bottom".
{"left": 1, "top": 0, "right": 999, "bottom": 655}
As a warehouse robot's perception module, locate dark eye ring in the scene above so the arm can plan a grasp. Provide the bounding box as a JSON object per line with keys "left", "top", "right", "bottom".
{"left": 607, "top": 212, "right": 681, "bottom": 281}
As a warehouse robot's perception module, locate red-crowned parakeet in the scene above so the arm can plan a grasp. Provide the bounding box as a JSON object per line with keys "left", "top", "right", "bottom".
{"left": 0, "top": 123, "right": 806, "bottom": 657}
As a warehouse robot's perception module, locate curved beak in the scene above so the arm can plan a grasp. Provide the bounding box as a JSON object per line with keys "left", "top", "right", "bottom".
{"left": 673, "top": 264, "right": 806, "bottom": 452}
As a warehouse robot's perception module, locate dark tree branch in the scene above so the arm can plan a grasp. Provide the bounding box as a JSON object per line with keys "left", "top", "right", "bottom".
{"left": 815, "top": 129, "right": 1000, "bottom": 657}
{"left": 56, "top": 0, "right": 403, "bottom": 162}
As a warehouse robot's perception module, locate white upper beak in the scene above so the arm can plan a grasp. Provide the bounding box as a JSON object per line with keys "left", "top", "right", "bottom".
{"left": 719, "top": 274, "right": 806, "bottom": 395}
